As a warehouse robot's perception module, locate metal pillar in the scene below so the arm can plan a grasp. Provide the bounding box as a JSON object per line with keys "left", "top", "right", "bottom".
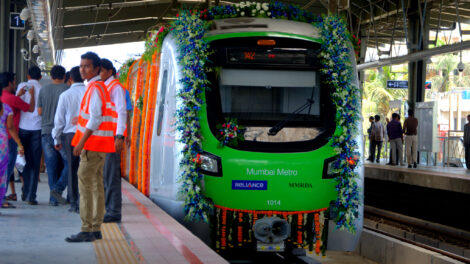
{"left": 407, "top": 1, "right": 429, "bottom": 110}
{"left": 0, "top": 0, "right": 11, "bottom": 72}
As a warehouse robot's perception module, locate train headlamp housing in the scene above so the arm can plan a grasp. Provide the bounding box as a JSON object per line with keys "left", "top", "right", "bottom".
{"left": 199, "top": 152, "right": 222, "bottom": 177}
{"left": 322, "top": 155, "right": 340, "bottom": 179}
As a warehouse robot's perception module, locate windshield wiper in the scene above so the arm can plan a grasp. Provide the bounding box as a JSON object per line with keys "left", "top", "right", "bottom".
{"left": 267, "top": 99, "right": 314, "bottom": 136}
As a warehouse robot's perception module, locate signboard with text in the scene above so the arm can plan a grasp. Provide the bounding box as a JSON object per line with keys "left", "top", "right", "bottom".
{"left": 387, "top": 80, "right": 408, "bottom": 89}
{"left": 10, "top": 13, "right": 25, "bottom": 29}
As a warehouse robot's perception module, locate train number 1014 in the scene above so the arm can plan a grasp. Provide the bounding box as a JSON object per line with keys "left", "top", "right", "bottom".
{"left": 267, "top": 200, "right": 281, "bottom": 206}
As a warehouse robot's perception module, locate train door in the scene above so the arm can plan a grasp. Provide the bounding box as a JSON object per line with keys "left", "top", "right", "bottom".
{"left": 149, "top": 38, "right": 180, "bottom": 205}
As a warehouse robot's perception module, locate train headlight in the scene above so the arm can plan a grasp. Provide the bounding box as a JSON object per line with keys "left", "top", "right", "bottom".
{"left": 322, "top": 155, "right": 340, "bottom": 179}
{"left": 199, "top": 152, "right": 222, "bottom": 176}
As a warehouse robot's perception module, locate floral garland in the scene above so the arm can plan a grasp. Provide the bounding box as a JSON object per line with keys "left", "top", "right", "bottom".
{"left": 200, "top": 1, "right": 318, "bottom": 23}
{"left": 216, "top": 118, "right": 245, "bottom": 147}
{"left": 117, "top": 58, "right": 135, "bottom": 84}
{"left": 317, "top": 16, "right": 361, "bottom": 233}
{"left": 172, "top": 10, "right": 213, "bottom": 222}
{"left": 164, "top": 4, "right": 361, "bottom": 230}
{"left": 142, "top": 26, "right": 170, "bottom": 62}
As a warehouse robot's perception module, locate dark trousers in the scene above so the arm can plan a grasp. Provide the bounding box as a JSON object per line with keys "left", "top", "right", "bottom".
{"left": 63, "top": 133, "right": 80, "bottom": 209}
{"left": 466, "top": 144, "right": 470, "bottom": 169}
{"left": 370, "top": 141, "right": 383, "bottom": 162}
{"left": 368, "top": 138, "right": 374, "bottom": 160}
{"left": 103, "top": 152, "right": 122, "bottom": 219}
{"left": 19, "top": 129, "right": 42, "bottom": 202}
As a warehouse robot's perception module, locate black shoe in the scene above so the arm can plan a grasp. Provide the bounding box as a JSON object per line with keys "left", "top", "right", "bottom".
{"left": 103, "top": 216, "right": 121, "bottom": 223}
{"left": 93, "top": 231, "right": 102, "bottom": 240}
{"left": 408, "top": 164, "right": 412, "bottom": 168}
{"left": 376, "top": 160, "right": 380, "bottom": 163}
{"left": 49, "top": 201, "right": 59, "bottom": 206}
{"left": 386, "top": 162, "right": 393, "bottom": 165}
{"left": 21, "top": 193, "right": 26, "bottom": 201}
{"left": 65, "top": 232, "right": 96, "bottom": 243}
{"left": 413, "top": 163, "right": 417, "bottom": 168}
{"left": 50, "top": 190, "right": 68, "bottom": 205}
{"left": 28, "top": 200, "right": 38, "bottom": 205}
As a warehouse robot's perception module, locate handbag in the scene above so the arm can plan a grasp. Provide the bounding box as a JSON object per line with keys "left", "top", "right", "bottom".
{"left": 15, "top": 154, "right": 26, "bottom": 173}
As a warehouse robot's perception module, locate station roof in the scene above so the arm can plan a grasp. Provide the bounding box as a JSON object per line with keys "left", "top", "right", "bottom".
{"left": 28, "top": 0, "right": 470, "bottom": 64}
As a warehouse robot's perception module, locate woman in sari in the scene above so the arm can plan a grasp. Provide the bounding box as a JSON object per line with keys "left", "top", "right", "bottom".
{"left": 0, "top": 101, "right": 24, "bottom": 210}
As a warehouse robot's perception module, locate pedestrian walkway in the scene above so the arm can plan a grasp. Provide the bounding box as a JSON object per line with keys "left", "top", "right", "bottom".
{"left": 0, "top": 173, "right": 227, "bottom": 264}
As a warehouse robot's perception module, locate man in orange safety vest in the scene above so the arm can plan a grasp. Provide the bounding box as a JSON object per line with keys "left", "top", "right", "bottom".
{"left": 65, "top": 52, "right": 118, "bottom": 243}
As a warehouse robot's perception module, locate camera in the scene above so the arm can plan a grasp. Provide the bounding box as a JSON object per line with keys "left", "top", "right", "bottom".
{"left": 458, "top": 62, "right": 465, "bottom": 72}
{"left": 20, "top": 48, "right": 28, "bottom": 56}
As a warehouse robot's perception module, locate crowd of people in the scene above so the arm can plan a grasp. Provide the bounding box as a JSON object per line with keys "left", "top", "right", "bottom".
{"left": 367, "top": 109, "right": 419, "bottom": 168}
{"left": 0, "top": 51, "right": 133, "bottom": 243}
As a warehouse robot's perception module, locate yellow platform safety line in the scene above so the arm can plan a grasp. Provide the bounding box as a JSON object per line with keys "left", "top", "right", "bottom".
{"left": 93, "top": 223, "right": 139, "bottom": 264}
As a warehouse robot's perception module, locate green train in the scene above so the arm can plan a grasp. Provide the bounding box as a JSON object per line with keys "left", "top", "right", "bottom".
{"left": 148, "top": 17, "right": 363, "bottom": 255}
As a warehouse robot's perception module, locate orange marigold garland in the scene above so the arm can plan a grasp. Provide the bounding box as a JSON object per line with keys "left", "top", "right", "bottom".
{"left": 212, "top": 205, "right": 327, "bottom": 253}
{"left": 128, "top": 60, "right": 144, "bottom": 186}
{"left": 138, "top": 62, "right": 152, "bottom": 192}
{"left": 142, "top": 52, "right": 159, "bottom": 196}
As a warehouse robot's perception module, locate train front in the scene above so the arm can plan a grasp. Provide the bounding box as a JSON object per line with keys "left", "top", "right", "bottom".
{"left": 197, "top": 18, "right": 363, "bottom": 255}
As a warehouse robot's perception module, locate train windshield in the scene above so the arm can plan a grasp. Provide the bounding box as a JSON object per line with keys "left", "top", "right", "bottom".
{"left": 206, "top": 37, "right": 336, "bottom": 152}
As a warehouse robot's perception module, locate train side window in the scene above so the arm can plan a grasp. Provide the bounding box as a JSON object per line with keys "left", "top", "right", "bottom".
{"left": 156, "top": 70, "right": 168, "bottom": 136}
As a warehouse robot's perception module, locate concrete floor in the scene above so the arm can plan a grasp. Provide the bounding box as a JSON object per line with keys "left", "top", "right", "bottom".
{"left": 0, "top": 173, "right": 98, "bottom": 264}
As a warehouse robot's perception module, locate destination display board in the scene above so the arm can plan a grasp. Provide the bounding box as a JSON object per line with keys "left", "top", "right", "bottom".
{"left": 227, "top": 48, "right": 307, "bottom": 65}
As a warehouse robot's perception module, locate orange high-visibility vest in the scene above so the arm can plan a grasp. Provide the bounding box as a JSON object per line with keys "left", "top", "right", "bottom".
{"left": 106, "top": 79, "right": 128, "bottom": 137}
{"left": 72, "top": 80, "right": 117, "bottom": 153}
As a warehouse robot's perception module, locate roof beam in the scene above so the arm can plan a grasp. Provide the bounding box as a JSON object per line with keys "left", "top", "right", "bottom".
{"left": 62, "top": 4, "right": 166, "bottom": 25}
{"left": 62, "top": 19, "right": 159, "bottom": 39}
{"left": 62, "top": 33, "right": 144, "bottom": 49}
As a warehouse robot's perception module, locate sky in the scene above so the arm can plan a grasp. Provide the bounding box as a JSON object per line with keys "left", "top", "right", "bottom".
{"left": 60, "top": 41, "right": 145, "bottom": 72}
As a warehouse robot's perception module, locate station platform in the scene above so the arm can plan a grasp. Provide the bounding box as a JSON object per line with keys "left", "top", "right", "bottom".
{"left": 364, "top": 162, "right": 470, "bottom": 194}
{"left": 364, "top": 161, "right": 470, "bottom": 232}
{"left": 0, "top": 173, "right": 227, "bottom": 264}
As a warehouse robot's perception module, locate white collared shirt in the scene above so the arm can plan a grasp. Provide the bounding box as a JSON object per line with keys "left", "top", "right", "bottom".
{"left": 17, "top": 79, "right": 42, "bottom": 130}
{"left": 52, "top": 82, "right": 86, "bottom": 145}
{"left": 85, "top": 75, "right": 103, "bottom": 131}
{"left": 104, "top": 76, "right": 127, "bottom": 136}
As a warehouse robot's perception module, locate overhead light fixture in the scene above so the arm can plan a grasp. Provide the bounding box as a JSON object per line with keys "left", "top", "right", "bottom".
{"left": 22, "top": 30, "right": 36, "bottom": 61}
{"left": 20, "top": 8, "right": 29, "bottom": 20}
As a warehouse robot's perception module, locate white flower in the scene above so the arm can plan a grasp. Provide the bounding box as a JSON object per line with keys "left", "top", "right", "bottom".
{"left": 267, "top": 11, "right": 271, "bottom": 16}
{"left": 241, "top": 11, "right": 245, "bottom": 16}
{"left": 260, "top": 10, "right": 264, "bottom": 13}
{"left": 236, "top": 8, "right": 240, "bottom": 11}
{"left": 262, "top": 3, "right": 269, "bottom": 10}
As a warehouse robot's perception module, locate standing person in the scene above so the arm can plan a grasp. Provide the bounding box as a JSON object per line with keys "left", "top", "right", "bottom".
{"left": 403, "top": 109, "right": 418, "bottom": 168}
{"left": 370, "top": 115, "right": 386, "bottom": 163}
{"left": 367, "top": 116, "right": 375, "bottom": 161}
{"left": 387, "top": 113, "right": 404, "bottom": 166}
{"left": 17, "top": 66, "right": 42, "bottom": 205}
{"left": 464, "top": 115, "right": 470, "bottom": 170}
{"left": 52, "top": 66, "right": 85, "bottom": 213}
{"left": 0, "top": 101, "right": 24, "bottom": 210}
{"left": 0, "top": 72, "right": 33, "bottom": 207}
{"left": 65, "top": 52, "right": 117, "bottom": 242}
{"left": 100, "top": 59, "right": 126, "bottom": 223}
{"left": 38, "top": 65, "right": 68, "bottom": 206}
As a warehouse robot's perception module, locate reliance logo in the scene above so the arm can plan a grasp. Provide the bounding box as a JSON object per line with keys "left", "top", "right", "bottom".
{"left": 232, "top": 180, "right": 268, "bottom": 190}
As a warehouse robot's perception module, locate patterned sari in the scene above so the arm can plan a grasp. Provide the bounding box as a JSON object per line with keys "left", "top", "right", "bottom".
{"left": 0, "top": 104, "right": 12, "bottom": 205}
